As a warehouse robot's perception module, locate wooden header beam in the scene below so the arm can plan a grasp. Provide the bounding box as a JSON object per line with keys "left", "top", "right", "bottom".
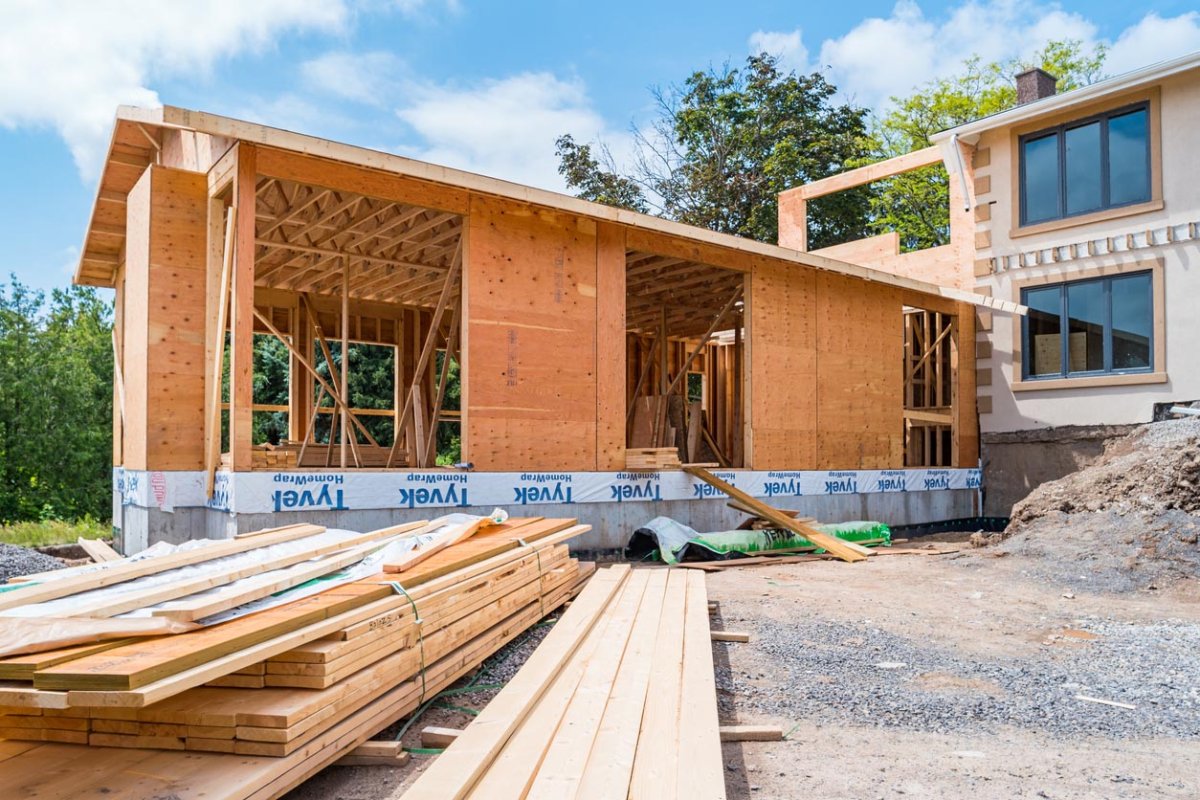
{"left": 786, "top": 146, "right": 943, "bottom": 201}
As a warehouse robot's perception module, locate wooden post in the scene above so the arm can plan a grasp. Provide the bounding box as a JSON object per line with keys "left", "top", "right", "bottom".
{"left": 229, "top": 145, "right": 256, "bottom": 472}
{"left": 289, "top": 299, "right": 312, "bottom": 442}
{"left": 340, "top": 259, "right": 350, "bottom": 469}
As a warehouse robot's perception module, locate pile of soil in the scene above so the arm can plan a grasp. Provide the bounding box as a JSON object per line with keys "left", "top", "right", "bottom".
{"left": 1000, "top": 418, "right": 1200, "bottom": 592}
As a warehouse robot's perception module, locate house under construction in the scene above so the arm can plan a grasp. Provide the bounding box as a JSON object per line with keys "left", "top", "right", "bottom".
{"left": 74, "top": 106, "right": 1021, "bottom": 550}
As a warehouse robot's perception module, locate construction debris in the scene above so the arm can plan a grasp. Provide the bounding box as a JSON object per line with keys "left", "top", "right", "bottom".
{"left": 402, "top": 565, "right": 725, "bottom": 799}
{"left": 1002, "top": 418, "right": 1200, "bottom": 592}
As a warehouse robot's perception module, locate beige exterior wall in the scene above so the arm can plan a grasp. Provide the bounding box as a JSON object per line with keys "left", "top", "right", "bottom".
{"left": 972, "top": 69, "right": 1200, "bottom": 433}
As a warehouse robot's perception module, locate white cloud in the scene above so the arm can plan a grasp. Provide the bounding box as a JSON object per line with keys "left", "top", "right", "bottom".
{"left": 812, "top": 0, "right": 1095, "bottom": 107}
{"left": 301, "top": 51, "right": 407, "bottom": 105}
{"left": 0, "top": 0, "right": 350, "bottom": 180}
{"left": 748, "top": 28, "right": 810, "bottom": 72}
{"left": 1106, "top": 12, "right": 1200, "bottom": 75}
{"left": 394, "top": 72, "right": 632, "bottom": 191}
{"left": 751, "top": 2, "right": 1200, "bottom": 111}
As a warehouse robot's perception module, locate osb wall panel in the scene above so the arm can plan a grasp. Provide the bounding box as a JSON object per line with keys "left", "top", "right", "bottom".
{"left": 463, "top": 195, "right": 600, "bottom": 470}
{"left": 748, "top": 260, "right": 818, "bottom": 467}
{"left": 123, "top": 166, "right": 209, "bottom": 471}
{"left": 814, "top": 271, "right": 903, "bottom": 468}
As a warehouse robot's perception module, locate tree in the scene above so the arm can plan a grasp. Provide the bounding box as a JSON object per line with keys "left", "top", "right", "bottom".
{"left": 556, "top": 54, "right": 875, "bottom": 248}
{"left": 871, "top": 40, "right": 1108, "bottom": 249}
{"left": 0, "top": 279, "right": 113, "bottom": 523}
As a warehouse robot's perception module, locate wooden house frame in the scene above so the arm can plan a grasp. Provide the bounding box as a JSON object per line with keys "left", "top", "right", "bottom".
{"left": 76, "top": 107, "right": 1022, "bottom": 507}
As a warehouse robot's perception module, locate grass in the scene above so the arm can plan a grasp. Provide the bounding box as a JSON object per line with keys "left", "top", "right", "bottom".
{"left": 0, "top": 518, "right": 111, "bottom": 548}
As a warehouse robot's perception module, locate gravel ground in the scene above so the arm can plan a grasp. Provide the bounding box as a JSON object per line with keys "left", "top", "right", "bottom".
{"left": 709, "top": 550, "right": 1200, "bottom": 799}
{"left": 718, "top": 614, "right": 1200, "bottom": 739}
{"left": 0, "top": 542, "right": 65, "bottom": 582}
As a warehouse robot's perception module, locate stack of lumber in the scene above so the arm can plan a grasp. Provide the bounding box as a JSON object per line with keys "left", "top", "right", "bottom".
{"left": 0, "top": 516, "right": 590, "bottom": 789}
{"left": 250, "top": 443, "right": 299, "bottom": 469}
{"left": 402, "top": 564, "right": 726, "bottom": 799}
{"left": 625, "top": 446, "right": 682, "bottom": 470}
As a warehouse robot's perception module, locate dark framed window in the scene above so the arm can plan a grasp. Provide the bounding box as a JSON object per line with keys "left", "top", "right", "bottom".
{"left": 1019, "top": 103, "right": 1151, "bottom": 226}
{"left": 1022, "top": 271, "right": 1153, "bottom": 380}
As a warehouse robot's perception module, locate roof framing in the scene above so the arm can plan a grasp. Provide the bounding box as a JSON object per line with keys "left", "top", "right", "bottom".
{"left": 74, "top": 105, "right": 1023, "bottom": 315}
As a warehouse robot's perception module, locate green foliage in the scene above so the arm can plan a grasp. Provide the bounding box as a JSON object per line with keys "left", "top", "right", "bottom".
{"left": 557, "top": 54, "right": 874, "bottom": 248}
{"left": 0, "top": 278, "right": 113, "bottom": 523}
{"left": 871, "top": 40, "right": 1108, "bottom": 249}
{"left": 554, "top": 136, "right": 648, "bottom": 212}
{"left": 0, "top": 516, "right": 110, "bottom": 547}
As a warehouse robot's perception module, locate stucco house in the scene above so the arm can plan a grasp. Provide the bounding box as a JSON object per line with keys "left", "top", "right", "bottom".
{"left": 781, "top": 50, "right": 1200, "bottom": 515}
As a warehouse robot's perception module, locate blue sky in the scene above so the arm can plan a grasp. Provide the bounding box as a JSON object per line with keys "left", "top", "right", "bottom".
{"left": 2, "top": 0, "right": 1198, "bottom": 293}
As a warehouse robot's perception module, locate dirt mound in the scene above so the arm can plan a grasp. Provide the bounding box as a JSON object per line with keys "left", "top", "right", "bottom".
{"left": 1000, "top": 418, "right": 1200, "bottom": 592}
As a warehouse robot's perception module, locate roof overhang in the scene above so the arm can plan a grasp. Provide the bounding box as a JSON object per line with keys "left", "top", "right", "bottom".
{"left": 74, "top": 104, "right": 1024, "bottom": 315}
{"left": 930, "top": 49, "right": 1200, "bottom": 144}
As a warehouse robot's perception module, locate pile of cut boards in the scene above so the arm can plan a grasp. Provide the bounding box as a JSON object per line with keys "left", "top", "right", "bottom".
{"left": 403, "top": 564, "right": 726, "bottom": 799}
{"left": 0, "top": 516, "right": 592, "bottom": 799}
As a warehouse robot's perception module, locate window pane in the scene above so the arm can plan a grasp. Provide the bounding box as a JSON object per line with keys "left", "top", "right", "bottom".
{"left": 1022, "top": 132, "right": 1060, "bottom": 223}
{"left": 1025, "top": 286, "right": 1062, "bottom": 376}
{"left": 1066, "top": 280, "right": 1105, "bottom": 372}
{"left": 1110, "top": 273, "right": 1152, "bottom": 370}
{"left": 1108, "top": 108, "right": 1150, "bottom": 206}
{"left": 1064, "top": 122, "right": 1102, "bottom": 215}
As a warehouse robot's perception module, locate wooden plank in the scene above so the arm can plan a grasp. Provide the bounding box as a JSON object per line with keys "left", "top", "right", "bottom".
{"left": 675, "top": 570, "right": 726, "bottom": 798}
{"left": 526, "top": 570, "right": 650, "bottom": 798}
{"left": 710, "top": 630, "right": 750, "bottom": 643}
{"left": 575, "top": 569, "right": 668, "bottom": 799}
{"left": 719, "top": 725, "right": 784, "bottom": 742}
{"left": 0, "top": 524, "right": 325, "bottom": 612}
{"left": 420, "top": 726, "right": 462, "bottom": 748}
{"left": 381, "top": 517, "right": 574, "bottom": 580}
{"left": 788, "top": 146, "right": 941, "bottom": 200}
{"left": 205, "top": 206, "right": 235, "bottom": 495}
{"left": 150, "top": 525, "right": 426, "bottom": 622}
{"left": 230, "top": 145, "right": 257, "bottom": 471}
{"left": 53, "top": 587, "right": 399, "bottom": 701}
{"left": 400, "top": 565, "right": 631, "bottom": 799}
{"left": 77, "top": 539, "right": 120, "bottom": 563}
{"left": 628, "top": 569, "right": 688, "bottom": 799}
{"left": 683, "top": 467, "right": 865, "bottom": 563}
{"left": 74, "top": 523, "right": 426, "bottom": 619}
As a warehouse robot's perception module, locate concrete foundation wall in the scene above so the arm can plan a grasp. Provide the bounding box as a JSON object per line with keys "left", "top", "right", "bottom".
{"left": 114, "top": 489, "right": 979, "bottom": 554}
{"left": 980, "top": 425, "right": 1133, "bottom": 516}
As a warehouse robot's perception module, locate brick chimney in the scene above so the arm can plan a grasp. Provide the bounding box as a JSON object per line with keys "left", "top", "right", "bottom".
{"left": 1016, "top": 68, "right": 1057, "bottom": 105}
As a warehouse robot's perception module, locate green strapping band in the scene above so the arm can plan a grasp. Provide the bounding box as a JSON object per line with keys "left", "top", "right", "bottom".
{"left": 388, "top": 580, "right": 428, "bottom": 703}
{"left": 517, "top": 538, "right": 546, "bottom": 618}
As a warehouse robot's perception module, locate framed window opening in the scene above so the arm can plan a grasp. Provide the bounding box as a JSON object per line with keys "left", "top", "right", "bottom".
{"left": 1020, "top": 269, "right": 1156, "bottom": 382}
{"left": 1019, "top": 102, "right": 1152, "bottom": 227}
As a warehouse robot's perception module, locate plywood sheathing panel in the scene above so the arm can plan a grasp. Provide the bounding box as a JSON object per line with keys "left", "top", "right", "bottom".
{"left": 464, "top": 195, "right": 600, "bottom": 471}
{"left": 122, "top": 166, "right": 208, "bottom": 471}
{"left": 815, "top": 271, "right": 903, "bottom": 468}
{"left": 595, "top": 223, "right": 626, "bottom": 470}
{"left": 747, "top": 260, "right": 817, "bottom": 468}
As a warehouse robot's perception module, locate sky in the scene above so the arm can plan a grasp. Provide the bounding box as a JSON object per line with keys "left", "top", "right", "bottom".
{"left": 1, "top": 0, "right": 1199, "bottom": 293}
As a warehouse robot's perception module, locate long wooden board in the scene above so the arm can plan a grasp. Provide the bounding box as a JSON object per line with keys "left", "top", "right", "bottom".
{"left": 0, "top": 524, "right": 326, "bottom": 611}
{"left": 682, "top": 467, "right": 865, "bottom": 563}
{"left": 401, "top": 565, "right": 631, "bottom": 799}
